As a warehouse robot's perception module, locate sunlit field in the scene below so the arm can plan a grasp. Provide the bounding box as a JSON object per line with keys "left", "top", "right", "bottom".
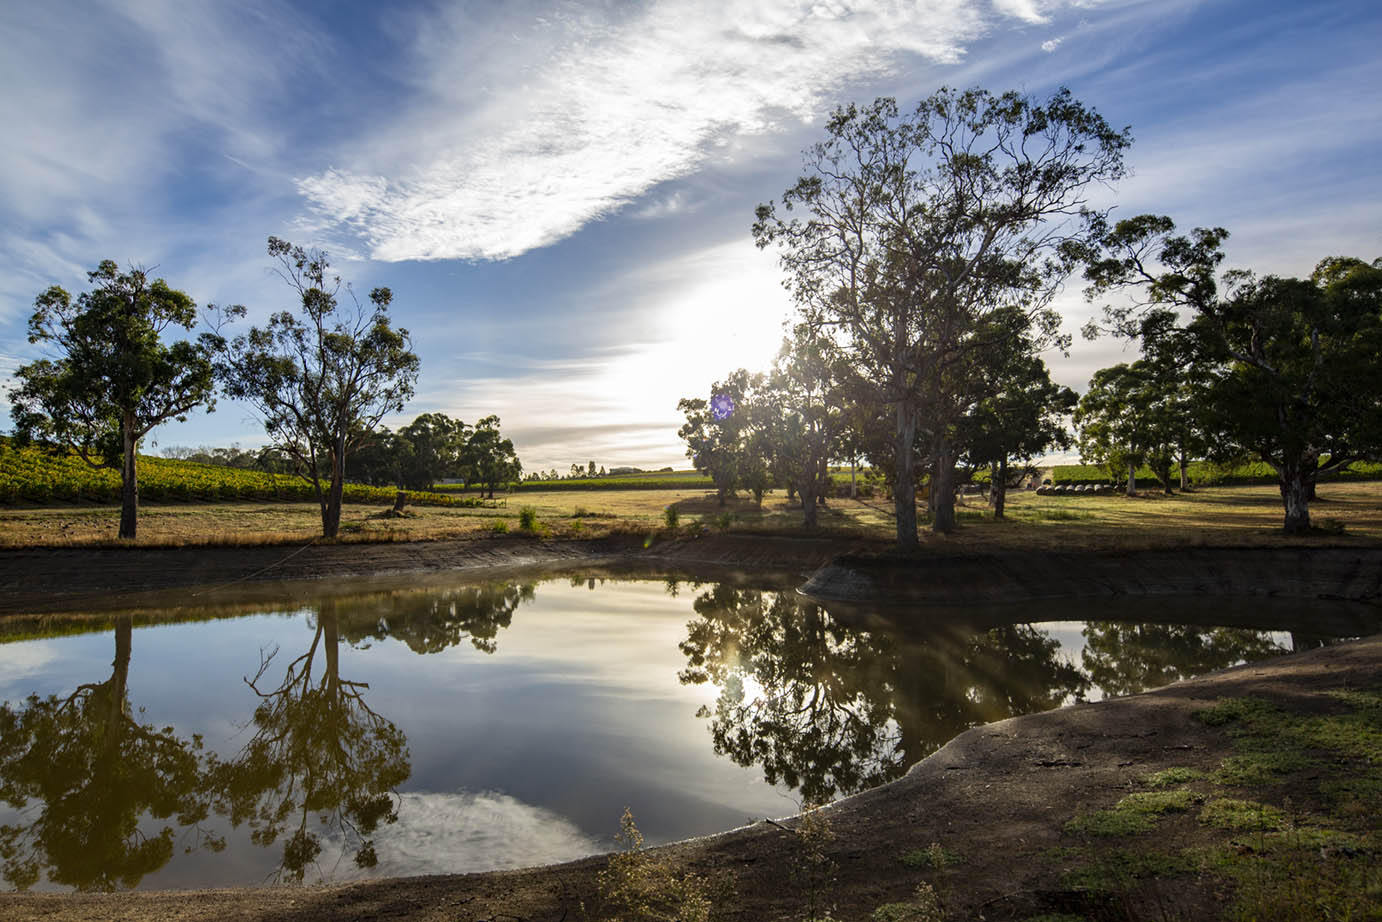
{"left": 2, "top": 480, "right": 1378, "bottom": 551}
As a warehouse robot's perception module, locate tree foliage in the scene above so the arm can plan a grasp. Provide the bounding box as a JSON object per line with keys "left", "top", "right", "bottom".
{"left": 754, "top": 87, "right": 1129, "bottom": 545}
{"left": 9, "top": 262, "right": 215, "bottom": 538}
{"left": 0, "top": 619, "right": 218, "bottom": 891}
{"left": 207, "top": 238, "right": 419, "bottom": 538}
{"left": 1080, "top": 215, "right": 1382, "bottom": 531}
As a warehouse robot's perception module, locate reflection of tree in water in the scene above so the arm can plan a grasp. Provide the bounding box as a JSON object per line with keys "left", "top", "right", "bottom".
{"left": 335, "top": 582, "right": 534, "bottom": 654}
{"left": 1081, "top": 623, "right": 1285, "bottom": 697}
{"left": 678, "top": 586, "right": 1088, "bottom": 803}
{"left": 0, "top": 617, "right": 216, "bottom": 891}
{"left": 213, "top": 601, "right": 410, "bottom": 882}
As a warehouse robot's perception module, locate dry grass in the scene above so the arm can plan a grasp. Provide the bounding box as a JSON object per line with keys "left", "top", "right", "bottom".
{"left": 0, "top": 481, "right": 1378, "bottom": 551}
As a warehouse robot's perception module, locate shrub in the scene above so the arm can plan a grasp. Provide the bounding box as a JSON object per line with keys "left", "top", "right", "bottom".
{"left": 663, "top": 504, "right": 680, "bottom": 528}
{"left": 518, "top": 506, "right": 538, "bottom": 531}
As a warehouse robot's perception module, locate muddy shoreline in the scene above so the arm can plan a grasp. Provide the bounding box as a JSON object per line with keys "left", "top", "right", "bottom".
{"left": 1, "top": 534, "right": 1379, "bottom": 617}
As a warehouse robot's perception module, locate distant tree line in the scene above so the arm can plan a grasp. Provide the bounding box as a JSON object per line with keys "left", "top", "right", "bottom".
{"left": 345, "top": 412, "right": 520, "bottom": 498}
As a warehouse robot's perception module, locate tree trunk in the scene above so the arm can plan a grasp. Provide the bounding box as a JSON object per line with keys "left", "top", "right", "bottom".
{"left": 993, "top": 457, "right": 1008, "bottom": 520}
{"left": 893, "top": 404, "right": 919, "bottom": 550}
{"left": 392, "top": 490, "right": 407, "bottom": 514}
{"left": 1280, "top": 464, "right": 1312, "bottom": 535}
{"left": 849, "top": 455, "right": 856, "bottom": 499}
{"left": 1178, "top": 453, "right": 1190, "bottom": 491}
{"left": 323, "top": 442, "right": 345, "bottom": 538}
{"left": 119, "top": 415, "right": 138, "bottom": 540}
{"left": 931, "top": 438, "right": 957, "bottom": 535}
{"left": 802, "top": 479, "right": 818, "bottom": 527}
{"left": 1125, "top": 464, "right": 1136, "bottom": 497}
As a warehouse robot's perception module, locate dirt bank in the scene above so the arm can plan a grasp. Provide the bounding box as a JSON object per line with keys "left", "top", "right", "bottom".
{"left": 800, "top": 546, "right": 1382, "bottom": 607}
{"left": 2, "top": 633, "right": 1377, "bottom": 922}
{"left": 3, "top": 534, "right": 1379, "bottom": 618}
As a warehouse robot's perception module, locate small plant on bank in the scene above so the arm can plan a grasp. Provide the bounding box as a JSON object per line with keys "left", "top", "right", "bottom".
{"left": 589, "top": 808, "right": 728, "bottom": 922}
{"left": 518, "top": 506, "right": 538, "bottom": 531}
{"left": 488, "top": 518, "right": 509, "bottom": 534}
{"left": 870, "top": 883, "right": 944, "bottom": 922}
{"left": 711, "top": 511, "right": 734, "bottom": 532}
{"left": 898, "top": 842, "right": 963, "bottom": 870}
{"left": 663, "top": 504, "right": 680, "bottom": 529}
{"left": 789, "top": 804, "right": 838, "bottom": 922}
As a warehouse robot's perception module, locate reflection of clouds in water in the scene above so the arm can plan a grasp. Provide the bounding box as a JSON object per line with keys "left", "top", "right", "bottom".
{"left": 0, "top": 641, "right": 58, "bottom": 689}
{"left": 338, "top": 791, "right": 608, "bottom": 879}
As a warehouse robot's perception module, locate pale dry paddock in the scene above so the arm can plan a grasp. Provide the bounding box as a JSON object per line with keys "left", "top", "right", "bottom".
{"left": 0, "top": 482, "right": 1379, "bottom": 552}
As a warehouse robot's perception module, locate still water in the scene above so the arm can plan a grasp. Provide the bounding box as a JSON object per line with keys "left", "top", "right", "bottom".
{"left": 0, "top": 575, "right": 1373, "bottom": 892}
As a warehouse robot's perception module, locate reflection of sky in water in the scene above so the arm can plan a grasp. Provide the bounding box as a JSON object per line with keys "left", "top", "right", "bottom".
{"left": 0, "top": 581, "right": 1337, "bottom": 892}
{"left": 0, "top": 583, "right": 799, "bottom": 890}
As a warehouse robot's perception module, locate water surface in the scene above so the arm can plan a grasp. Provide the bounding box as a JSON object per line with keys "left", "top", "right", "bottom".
{"left": 0, "top": 575, "right": 1372, "bottom": 892}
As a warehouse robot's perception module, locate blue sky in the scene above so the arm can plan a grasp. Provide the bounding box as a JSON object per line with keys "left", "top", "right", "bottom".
{"left": 2, "top": 0, "right": 1378, "bottom": 471}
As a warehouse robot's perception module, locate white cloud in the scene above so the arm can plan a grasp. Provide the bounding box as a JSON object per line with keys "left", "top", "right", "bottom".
{"left": 330, "top": 790, "right": 605, "bottom": 879}
{"left": 296, "top": 0, "right": 1005, "bottom": 262}
{"left": 1041, "top": 36, "right": 1064, "bottom": 51}
{"left": 993, "top": 0, "right": 1051, "bottom": 24}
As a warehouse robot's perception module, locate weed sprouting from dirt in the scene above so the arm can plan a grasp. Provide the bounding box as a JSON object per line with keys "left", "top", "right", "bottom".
{"left": 588, "top": 808, "right": 729, "bottom": 922}
{"left": 789, "top": 804, "right": 838, "bottom": 922}
{"left": 898, "top": 843, "right": 963, "bottom": 870}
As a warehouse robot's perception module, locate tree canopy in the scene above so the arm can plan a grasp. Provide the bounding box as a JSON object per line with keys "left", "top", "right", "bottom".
{"left": 9, "top": 262, "right": 216, "bottom": 538}
{"left": 1079, "top": 215, "right": 1382, "bottom": 531}
{"left": 754, "top": 87, "right": 1129, "bottom": 545}
{"left": 207, "top": 238, "right": 419, "bottom": 538}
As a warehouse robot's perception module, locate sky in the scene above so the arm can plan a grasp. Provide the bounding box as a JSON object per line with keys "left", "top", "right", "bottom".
{"left": 2, "top": 0, "right": 1379, "bottom": 472}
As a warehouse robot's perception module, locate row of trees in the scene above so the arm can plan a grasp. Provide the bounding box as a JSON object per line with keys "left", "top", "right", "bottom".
{"left": 683, "top": 86, "right": 1379, "bottom": 541}
{"left": 1070, "top": 219, "right": 1381, "bottom": 533}
{"left": 346, "top": 412, "right": 521, "bottom": 498}
{"left": 7, "top": 237, "right": 512, "bottom": 539}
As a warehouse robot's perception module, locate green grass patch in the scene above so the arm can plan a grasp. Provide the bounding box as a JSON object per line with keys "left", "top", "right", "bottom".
{"left": 1211, "top": 750, "right": 1314, "bottom": 786}
{"left": 1199, "top": 798, "right": 1287, "bottom": 831}
{"left": 1064, "top": 790, "right": 1201, "bottom": 837}
{"left": 1142, "top": 766, "right": 1207, "bottom": 787}
{"left": 898, "top": 843, "right": 963, "bottom": 869}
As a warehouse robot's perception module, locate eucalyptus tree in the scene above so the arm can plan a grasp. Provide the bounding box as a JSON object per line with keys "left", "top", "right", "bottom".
{"left": 1074, "top": 361, "right": 1180, "bottom": 495}
{"left": 959, "top": 345, "right": 1076, "bottom": 518}
{"left": 9, "top": 262, "right": 216, "bottom": 539}
{"left": 1080, "top": 215, "right": 1382, "bottom": 532}
{"left": 677, "top": 369, "right": 769, "bottom": 506}
{"left": 761, "top": 328, "right": 846, "bottom": 526}
{"left": 207, "top": 238, "right": 419, "bottom": 538}
{"left": 463, "top": 414, "right": 521, "bottom": 497}
{"left": 754, "top": 87, "right": 1130, "bottom": 545}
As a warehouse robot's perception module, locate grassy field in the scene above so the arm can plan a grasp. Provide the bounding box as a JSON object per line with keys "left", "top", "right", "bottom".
{"left": 2, "top": 480, "right": 1379, "bottom": 551}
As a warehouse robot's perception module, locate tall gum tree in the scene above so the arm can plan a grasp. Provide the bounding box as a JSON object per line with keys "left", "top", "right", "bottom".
{"left": 754, "top": 87, "right": 1129, "bottom": 546}
{"left": 8, "top": 262, "right": 215, "bottom": 539}
{"left": 1080, "top": 216, "right": 1382, "bottom": 533}
{"left": 207, "top": 238, "right": 419, "bottom": 539}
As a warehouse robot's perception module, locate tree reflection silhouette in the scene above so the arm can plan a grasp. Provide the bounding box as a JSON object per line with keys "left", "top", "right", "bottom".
{"left": 212, "top": 601, "right": 410, "bottom": 882}
{"left": 0, "top": 617, "right": 216, "bottom": 891}
{"left": 335, "top": 582, "right": 534, "bottom": 654}
{"left": 1081, "top": 622, "right": 1285, "bottom": 697}
{"left": 678, "top": 587, "right": 1088, "bottom": 802}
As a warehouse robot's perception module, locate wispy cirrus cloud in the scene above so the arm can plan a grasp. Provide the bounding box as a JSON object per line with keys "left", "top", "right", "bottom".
{"left": 297, "top": 0, "right": 1114, "bottom": 263}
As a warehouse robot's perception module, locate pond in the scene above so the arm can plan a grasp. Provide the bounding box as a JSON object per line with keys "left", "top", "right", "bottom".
{"left": 0, "top": 574, "right": 1375, "bottom": 892}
